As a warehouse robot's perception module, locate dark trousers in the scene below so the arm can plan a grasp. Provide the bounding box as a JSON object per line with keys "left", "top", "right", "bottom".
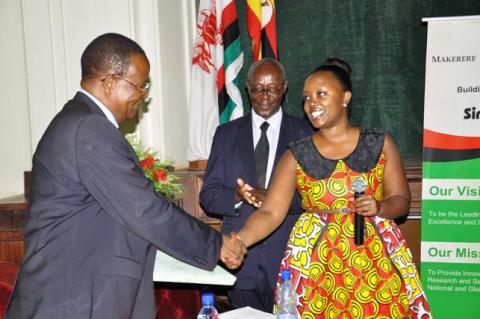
{"left": 227, "top": 273, "right": 275, "bottom": 313}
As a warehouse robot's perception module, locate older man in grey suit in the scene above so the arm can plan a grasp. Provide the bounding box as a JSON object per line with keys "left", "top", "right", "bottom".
{"left": 5, "top": 33, "right": 245, "bottom": 319}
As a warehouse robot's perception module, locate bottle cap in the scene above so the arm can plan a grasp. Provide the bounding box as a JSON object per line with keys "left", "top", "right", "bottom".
{"left": 280, "top": 269, "right": 292, "bottom": 281}
{"left": 201, "top": 292, "right": 215, "bottom": 305}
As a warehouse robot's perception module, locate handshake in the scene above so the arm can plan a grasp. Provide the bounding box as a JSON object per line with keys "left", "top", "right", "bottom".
{"left": 220, "top": 233, "right": 247, "bottom": 269}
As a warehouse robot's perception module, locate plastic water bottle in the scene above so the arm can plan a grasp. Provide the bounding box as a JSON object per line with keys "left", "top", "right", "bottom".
{"left": 276, "top": 269, "right": 298, "bottom": 319}
{"left": 197, "top": 292, "right": 219, "bottom": 319}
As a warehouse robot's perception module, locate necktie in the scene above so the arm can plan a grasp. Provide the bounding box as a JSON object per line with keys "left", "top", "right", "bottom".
{"left": 255, "top": 121, "right": 270, "bottom": 188}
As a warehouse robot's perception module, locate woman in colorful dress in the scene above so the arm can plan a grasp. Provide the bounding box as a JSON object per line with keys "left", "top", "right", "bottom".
{"left": 236, "top": 58, "right": 431, "bottom": 318}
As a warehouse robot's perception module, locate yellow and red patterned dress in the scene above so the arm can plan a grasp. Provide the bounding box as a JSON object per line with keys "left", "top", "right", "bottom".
{"left": 277, "top": 128, "right": 431, "bottom": 319}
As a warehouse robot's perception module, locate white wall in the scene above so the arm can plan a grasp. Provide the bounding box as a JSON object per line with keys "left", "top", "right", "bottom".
{"left": 0, "top": 0, "right": 32, "bottom": 198}
{"left": 157, "top": 0, "right": 195, "bottom": 163}
{"left": 0, "top": 0, "right": 195, "bottom": 198}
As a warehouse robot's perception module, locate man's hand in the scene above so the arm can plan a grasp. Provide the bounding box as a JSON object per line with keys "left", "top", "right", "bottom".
{"left": 236, "top": 178, "right": 266, "bottom": 208}
{"left": 220, "top": 233, "right": 247, "bottom": 269}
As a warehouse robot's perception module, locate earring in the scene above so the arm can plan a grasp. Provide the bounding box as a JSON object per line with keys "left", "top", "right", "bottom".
{"left": 342, "top": 103, "right": 347, "bottom": 107}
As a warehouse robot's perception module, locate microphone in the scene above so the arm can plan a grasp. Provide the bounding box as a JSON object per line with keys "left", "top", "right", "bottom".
{"left": 352, "top": 178, "right": 367, "bottom": 246}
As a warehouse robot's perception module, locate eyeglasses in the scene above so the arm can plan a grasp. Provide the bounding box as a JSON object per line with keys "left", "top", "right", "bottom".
{"left": 248, "top": 85, "right": 283, "bottom": 96}
{"left": 102, "top": 74, "right": 151, "bottom": 102}
{"left": 120, "top": 77, "right": 150, "bottom": 93}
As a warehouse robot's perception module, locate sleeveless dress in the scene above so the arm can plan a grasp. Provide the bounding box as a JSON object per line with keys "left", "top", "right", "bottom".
{"left": 276, "top": 127, "right": 431, "bottom": 319}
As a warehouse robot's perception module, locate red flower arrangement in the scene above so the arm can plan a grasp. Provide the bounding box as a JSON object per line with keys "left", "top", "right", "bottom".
{"left": 127, "top": 134, "right": 183, "bottom": 199}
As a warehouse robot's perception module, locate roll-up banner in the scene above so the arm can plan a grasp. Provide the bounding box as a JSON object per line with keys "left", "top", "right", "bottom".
{"left": 421, "top": 15, "right": 480, "bottom": 318}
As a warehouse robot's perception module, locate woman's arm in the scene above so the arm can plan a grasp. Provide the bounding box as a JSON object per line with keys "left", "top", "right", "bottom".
{"left": 355, "top": 133, "right": 411, "bottom": 220}
{"left": 237, "top": 150, "right": 298, "bottom": 247}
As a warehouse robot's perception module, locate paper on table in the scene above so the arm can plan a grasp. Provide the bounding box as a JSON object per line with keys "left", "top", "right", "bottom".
{"left": 219, "top": 306, "right": 276, "bottom": 319}
{"left": 153, "top": 250, "right": 236, "bottom": 286}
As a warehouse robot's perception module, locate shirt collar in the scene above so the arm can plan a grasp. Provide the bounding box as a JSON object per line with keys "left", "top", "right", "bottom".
{"left": 79, "top": 88, "right": 119, "bottom": 128}
{"left": 252, "top": 107, "right": 283, "bottom": 131}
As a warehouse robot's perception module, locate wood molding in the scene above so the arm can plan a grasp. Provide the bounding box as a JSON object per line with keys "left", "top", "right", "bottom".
{"left": 188, "top": 160, "right": 207, "bottom": 171}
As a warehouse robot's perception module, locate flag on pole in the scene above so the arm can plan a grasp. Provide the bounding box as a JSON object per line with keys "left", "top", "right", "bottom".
{"left": 187, "top": 0, "right": 244, "bottom": 161}
{"left": 246, "top": 0, "right": 278, "bottom": 61}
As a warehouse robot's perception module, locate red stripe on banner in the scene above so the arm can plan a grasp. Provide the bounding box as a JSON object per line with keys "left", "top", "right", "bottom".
{"left": 222, "top": 1, "right": 237, "bottom": 29}
{"left": 423, "top": 129, "right": 480, "bottom": 150}
{"left": 217, "top": 65, "right": 225, "bottom": 95}
{"left": 246, "top": 5, "right": 261, "bottom": 61}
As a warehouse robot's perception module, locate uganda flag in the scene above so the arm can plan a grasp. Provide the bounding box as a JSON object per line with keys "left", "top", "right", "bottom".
{"left": 246, "top": 0, "right": 278, "bottom": 61}
{"left": 187, "top": 0, "right": 244, "bottom": 161}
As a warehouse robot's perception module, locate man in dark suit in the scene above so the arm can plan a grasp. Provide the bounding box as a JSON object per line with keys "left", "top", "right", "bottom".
{"left": 200, "top": 58, "right": 312, "bottom": 312}
{"left": 5, "top": 33, "right": 245, "bottom": 319}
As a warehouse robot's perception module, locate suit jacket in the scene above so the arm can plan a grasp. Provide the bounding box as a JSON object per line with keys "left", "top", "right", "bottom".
{"left": 6, "top": 92, "right": 221, "bottom": 319}
{"left": 200, "top": 112, "right": 312, "bottom": 290}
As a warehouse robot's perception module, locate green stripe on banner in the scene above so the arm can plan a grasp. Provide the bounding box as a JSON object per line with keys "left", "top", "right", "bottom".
{"left": 421, "top": 263, "right": 480, "bottom": 319}
{"left": 223, "top": 38, "right": 242, "bottom": 68}
{"left": 421, "top": 157, "right": 480, "bottom": 318}
{"left": 219, "top": 98, "right": 236, "bottom": 124}
{"left": 220, "top": 36, "right": 242, "bottom": 125}
{"left": 421, "top": 200, "right": 480, "bottom": 242}
{"left": 423, "top": 157, "right": 480, "bottom": 179}
{"left": 219, "top": 76, "right": 242, "bottom": 123}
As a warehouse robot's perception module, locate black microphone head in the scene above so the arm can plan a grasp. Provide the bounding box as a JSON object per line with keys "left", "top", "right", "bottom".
{"left": 352, "top": 178, "right": 367, "bottom": 194}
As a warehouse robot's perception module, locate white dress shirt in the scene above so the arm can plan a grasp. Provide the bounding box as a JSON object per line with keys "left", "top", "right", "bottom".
{"left": 79, "top": 88, "right": 119, "bottom": 128}
{"left": 252, "top": 108, "right": 283, "bottom": 188}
